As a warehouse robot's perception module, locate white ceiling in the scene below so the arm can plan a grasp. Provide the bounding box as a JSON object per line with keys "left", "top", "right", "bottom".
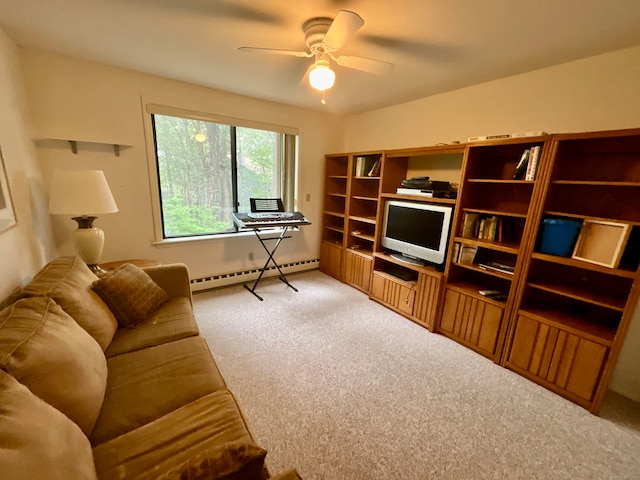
{"left": 2, "top": 0, "right": 640, "bottom": 115}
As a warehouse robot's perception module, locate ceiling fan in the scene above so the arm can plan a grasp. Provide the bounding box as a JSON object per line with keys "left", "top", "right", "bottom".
{"left": 239, "top": 10, "right": 394, "bottom": 102}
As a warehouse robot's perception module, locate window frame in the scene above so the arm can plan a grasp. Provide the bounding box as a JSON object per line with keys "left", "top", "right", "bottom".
{"left": 143, "top": 102, "right": 299, "bottom": 244}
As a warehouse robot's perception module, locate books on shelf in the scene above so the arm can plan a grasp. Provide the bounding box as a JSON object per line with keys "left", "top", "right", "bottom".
{"left": 355, "top": 156, "right": 366, "bottom": 177}
{"left": 452, "top": 242, "right": 461, "bottom": 263}
{"left": 511, "top": 145, "right": 541, "bottom": 180}
{"left": 354, "top": 156, "right": 380, "bottom": 177}
{"left": 367, "top": 158, "right": 381, "bottom": 177}
{"left": 525, "top": 145, "right": 541, "bottom": 181}
{"left": 458, "top": 245, "right": 478, "bottom": 265}
{"left": 461, "top": 213, "right": 503, "bottom": 242}
{"left": 461, "top": 213, "right": 480, "bottom": 238}
{"left": 512, "top": 149, "right": 530, "bottom": 179}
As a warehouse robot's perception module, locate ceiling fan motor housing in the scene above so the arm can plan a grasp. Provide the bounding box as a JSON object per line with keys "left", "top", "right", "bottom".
{"left": 303, "top": 17, "right": 334, "bottom": 52}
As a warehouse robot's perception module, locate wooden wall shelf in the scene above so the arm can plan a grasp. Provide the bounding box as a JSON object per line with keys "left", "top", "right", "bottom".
{"left": 36, "top": 137, "right": 132, "bottom": 157}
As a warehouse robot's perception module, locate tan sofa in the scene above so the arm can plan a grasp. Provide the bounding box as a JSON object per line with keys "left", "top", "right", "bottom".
{"left": 0, "top": 256, "right": 300, "bottom": 480}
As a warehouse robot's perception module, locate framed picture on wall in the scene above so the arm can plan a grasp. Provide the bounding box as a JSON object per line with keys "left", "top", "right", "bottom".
{"left": 0, "top": 147, "right": 17, "bottom": 233}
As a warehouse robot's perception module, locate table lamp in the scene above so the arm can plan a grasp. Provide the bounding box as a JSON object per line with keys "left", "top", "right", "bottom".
{"left": 48, "top": 170, "right": 118, "bottom": 274}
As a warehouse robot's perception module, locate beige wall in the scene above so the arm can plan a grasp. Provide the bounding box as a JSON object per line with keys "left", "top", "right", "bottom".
{"left": 19, "top": 47, "right": 344, "bottom": 281}
{"left": 342, "top": 45, "right": 640, "bottom": 402}
{"left": 343, "top": 45, "right": 640, "bottom": 152}
{"left": 0, "top": 30, "right": 55, "bottom": 301}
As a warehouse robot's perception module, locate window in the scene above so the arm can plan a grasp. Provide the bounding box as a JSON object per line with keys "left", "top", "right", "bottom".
{"left": 150, "top": 110, "right": 298, "bottom": 239}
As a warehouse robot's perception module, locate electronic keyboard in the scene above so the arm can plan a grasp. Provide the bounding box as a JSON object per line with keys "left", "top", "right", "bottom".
{"left": 233, "top": 212, "right": 310, "bottom": 229}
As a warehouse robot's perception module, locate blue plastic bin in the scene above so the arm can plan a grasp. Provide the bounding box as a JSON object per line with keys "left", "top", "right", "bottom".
{"left": 539, "top": 219, "right": 582, "bottom": 257}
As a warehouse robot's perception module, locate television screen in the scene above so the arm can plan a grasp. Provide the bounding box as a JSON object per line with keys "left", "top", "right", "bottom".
{"left": 386, "top": 204, "right": 444, "bottom": 251}
{"left": 381, "top": 200, "right": 453, "bottom": 267}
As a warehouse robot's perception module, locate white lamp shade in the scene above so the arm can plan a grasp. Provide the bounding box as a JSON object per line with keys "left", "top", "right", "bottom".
{"left": 49, "top": 170, "right": 118, "bottom": 215}
{"left": 309, "top": 63, "right": 336, "bottom": 91}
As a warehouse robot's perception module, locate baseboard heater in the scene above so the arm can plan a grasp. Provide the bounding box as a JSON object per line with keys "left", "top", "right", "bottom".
{"left": 190, "top": 258, "right": 319, "bottom": 292}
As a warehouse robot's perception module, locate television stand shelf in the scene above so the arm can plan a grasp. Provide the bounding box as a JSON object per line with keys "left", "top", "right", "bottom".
{"left": 371, "top": 252, "right": 444, "bottom": 331}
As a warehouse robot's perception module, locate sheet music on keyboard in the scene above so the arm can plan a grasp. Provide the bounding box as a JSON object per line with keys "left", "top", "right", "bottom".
{"left": 233, "top": 211, "right": 310, "bottom": 229}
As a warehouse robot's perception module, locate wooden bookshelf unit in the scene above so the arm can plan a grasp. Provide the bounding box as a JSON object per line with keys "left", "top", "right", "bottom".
{"left": 320, "top": 128, "right": 640, "bottom": 413}
{"left": 444, "top": 136, "right": 550, "bottom": 361}
{"left": 319, "top": 152, "right": 383, "bottom": 293}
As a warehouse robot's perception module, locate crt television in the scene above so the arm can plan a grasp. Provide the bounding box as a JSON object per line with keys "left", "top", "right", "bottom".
{"left": 381, "top": 200, "right": 454, "bottom": 268}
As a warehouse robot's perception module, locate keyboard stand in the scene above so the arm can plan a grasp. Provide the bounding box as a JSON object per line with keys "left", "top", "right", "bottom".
{"left": 243, "top": 226, "right": 298, "bottom": 301}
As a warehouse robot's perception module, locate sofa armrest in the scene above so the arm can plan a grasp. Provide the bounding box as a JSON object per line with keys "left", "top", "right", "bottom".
{"left": 143, "top": 263, "right": 192, "bottom": 303}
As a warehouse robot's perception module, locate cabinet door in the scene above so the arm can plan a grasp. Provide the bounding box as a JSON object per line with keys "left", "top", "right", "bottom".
{"left": 413, "top": 272, "right": 442, "bottom": 331}
{"left": 320, "top": 241, "right": 343, "bottom": 279}
{"left": 507, "top": 314, "right": 608, "bottom": 405}
{"left": 439, "top": 288, "right": 504, "bottom": 359}
{"left": 342, "top": 250, "right": 372, "bottom": 292}
{"left": 371, "top": 272, "right": 415, "bottom": 315}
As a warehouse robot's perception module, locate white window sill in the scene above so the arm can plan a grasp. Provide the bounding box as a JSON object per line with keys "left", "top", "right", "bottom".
{"left": 152, "top": 227, "right": 300, "bottom": 247}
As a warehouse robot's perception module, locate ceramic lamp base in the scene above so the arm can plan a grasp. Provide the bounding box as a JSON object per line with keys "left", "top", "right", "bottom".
{"left": 72, "top": 216, "right": 105, "bottom": 271}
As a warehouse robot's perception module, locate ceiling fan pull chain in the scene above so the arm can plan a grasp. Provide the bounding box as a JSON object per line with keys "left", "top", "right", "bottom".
{"left": 321, "top": 90, "right": 326, "bottom": 105}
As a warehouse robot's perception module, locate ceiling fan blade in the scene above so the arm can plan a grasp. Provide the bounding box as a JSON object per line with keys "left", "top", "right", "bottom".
{"left": 238, "top": 47, "right": 313, "bottom": 58}
{"left": 336, "top": 55, "right": 395, "bottom": 75}
{"left": 137, "top": 0, "right": 285, "bottom": 25}
{"left": 321, "top": 10, "right": 364, "bottom": 52}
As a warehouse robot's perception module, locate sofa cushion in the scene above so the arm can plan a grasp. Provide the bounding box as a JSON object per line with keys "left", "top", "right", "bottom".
{"left": 0, "top": 296, "right": 108, "bottom": 435}
{"left": 270, "top": 470, "right": 304, "bottom": 480}
{"left": 90, "top": 335, "right": 227, "bottom": 445}
{"left": 92, "top": 389, "right": 267, "bottom": 480}
{"left": 105, "top": 297, "right": 199, "bottom": 358}
{"left": 92, "top": 263, "right": 170, "bottom": 328}
{"left": 0, "top": 369, "right": 98, "bottom": 480}
{"left": 21, "top": 256, "right": 118, "bottom": 350}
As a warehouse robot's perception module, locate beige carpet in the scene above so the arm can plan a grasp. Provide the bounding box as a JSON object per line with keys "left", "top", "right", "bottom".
{"left": 193, "top": 269, "right": 640, "bottom": 480}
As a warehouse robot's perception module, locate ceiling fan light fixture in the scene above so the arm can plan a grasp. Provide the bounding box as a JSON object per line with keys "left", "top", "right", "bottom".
{"left": 309, "top": 61, "right": 335, "bottom": 91}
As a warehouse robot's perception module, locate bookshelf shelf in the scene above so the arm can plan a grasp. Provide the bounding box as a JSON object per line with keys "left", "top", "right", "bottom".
{"left": 543, "top": 210, "right": 640, "bottom": 227}
{"left": 531, "top": 252, "right": 637, "bottom": 278}
{"left": 452, "top": 262, "right": 514, "bottom": 281}
{"left": 324, "top": 211, "right": 344, "bottom": 218}
{"left": 349, "top": 215, "right": 376, "bottom": 224}
{"left": 526, "top": 282, "right": 626, "bottom": 311}
{"left": 552, "top": 180, "right": 640, "bottom": 187}
{"left": 350, "top": 231, "right": 375, "bottom": 242}
{"left": 445, "top": 281, "right": 508, "bottom": 306}
{"left": 516, "top": 308, "right": 616, "bottom": 346}
{"left": 454, "top": 236, "right": 520, "bottom": 254}
{"left": 466, "top": 179, "right": 534, "bottom": 184}
{"left": 352, "top": 195, "right": 377, "bottom": 201}
{"left": 462, "top": 208, "right": 528, "bottom": 219}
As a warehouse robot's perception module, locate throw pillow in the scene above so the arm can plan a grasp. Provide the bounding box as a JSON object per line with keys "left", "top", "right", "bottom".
{"left": 92, "top": 263, "right": 170, "bottom": 328}
{"left": 0, "top": 296, "right": 108, "bottom": 436}
{"left": 20, "top": 256, "right": 118, "bottom": 350}
{"left": 0, "top": 369, "right": 98, "bottom": 480}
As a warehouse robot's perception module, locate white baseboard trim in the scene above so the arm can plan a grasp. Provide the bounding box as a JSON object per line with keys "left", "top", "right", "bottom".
{"left": 190, "top": 259, "right": 319, "bottom": 292}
